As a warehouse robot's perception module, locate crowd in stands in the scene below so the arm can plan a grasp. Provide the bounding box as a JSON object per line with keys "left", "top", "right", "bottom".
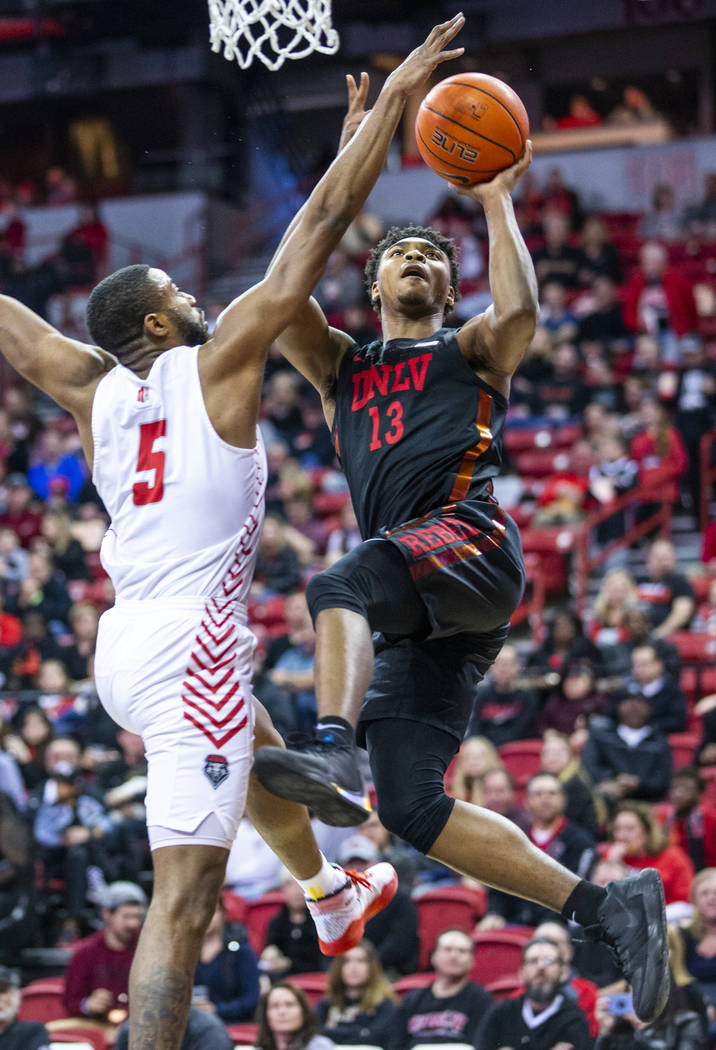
{"left": 0, "top": 160, "right": 715, "bottom": 1047}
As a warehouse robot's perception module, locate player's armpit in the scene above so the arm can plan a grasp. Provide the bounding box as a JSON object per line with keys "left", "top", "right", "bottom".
{"left": 0, "top": 295, "right": 112, "bottom": 412}
{"left": 457, "top": 304, "right": 536, "bottom": 397}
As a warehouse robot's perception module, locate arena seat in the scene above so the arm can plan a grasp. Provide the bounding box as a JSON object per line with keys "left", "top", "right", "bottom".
{"left": 288, "top": 971, "right": 328, "bottom": 1006}
{"left": 498, "top": 740, "right": 543, "bottom": 788}
{"left": 413, "top": 886, "right": 487, "bottom": 971}
{"left": 670, "top": 632, "right": 716, "bottom": 664}
{"left": 18, "top": 977, "right": 67, "bottom": 1023}
{"left": 222, "top": 889, "right": 247, "bottom": 924}
{"left": 485, "top": 974, "right": 523, "bottom": 1000}
{"left": 392, "top": 972, "right": 433, "bottom": 997}
{"left": 690, "top": 577, "right": 713, "bottom": 603}
{"left": 667, "top": 731, "right": 701, "bottom": 768}
{"left": 244, "top": 890, "right": 285, "bottom": 954}
{"left": 512, "top": 449, "right": 570, "bottom": 479}
{"left": 681, "top": 667, "right": 716, "bottom": 704}
{"left": 227, "top": 1022, "right": 258, "bottom": 1046}
{"left": 471, "top": 929, "right": 533, "bottom": 985}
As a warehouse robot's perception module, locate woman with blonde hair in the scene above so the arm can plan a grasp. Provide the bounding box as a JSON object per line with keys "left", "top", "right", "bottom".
{"left": 255, "top": 982, "right": 333, "bottom": 1050}
{"left": 678, "top": 868, "right": 716, "bottom": 1023}
{"left": 589, "top": 569, "right": 638, "bottom": 649}
{"left": 317, "top": 940, "right": 397, "bottom": 1046}
{"left": 602, "top": 801, "right": 693, "bottom": 906}
{"left": 449, "top": 736, "right": 502, "bottom": 806}
{"left": 540, "top": 730, "right": 601, "bottom": 838}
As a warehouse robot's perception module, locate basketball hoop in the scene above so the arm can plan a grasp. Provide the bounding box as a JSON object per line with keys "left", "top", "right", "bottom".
{"left": 208, "top": 0, "right": 339, "bottom": 71}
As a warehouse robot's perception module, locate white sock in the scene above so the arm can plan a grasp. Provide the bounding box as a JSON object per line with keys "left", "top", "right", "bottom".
{"left": 296, "top": 855, "right": 347, "bottom": 901}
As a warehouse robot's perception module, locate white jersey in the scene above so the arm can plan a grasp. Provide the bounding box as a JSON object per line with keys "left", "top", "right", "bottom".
{"left": 92, "top": 346, "right": 266, "bottom": 603}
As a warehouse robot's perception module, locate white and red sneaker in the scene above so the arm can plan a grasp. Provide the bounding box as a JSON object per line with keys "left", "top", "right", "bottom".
{"left": 306, "top": 862, "right": 398, "bottom": 956}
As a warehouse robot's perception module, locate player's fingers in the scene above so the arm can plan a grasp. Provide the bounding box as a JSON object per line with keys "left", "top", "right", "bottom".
{"left": 345, "top": 73, "right": 357, "bottom": 104}
{"left": 436, "top": 46, "right": 465, "bottom": 64}
{"left": 356, "top": 71, "right": 370, "bottom": 105}
{"left": 426, "top": 12, "right": 464, "bottom": 47}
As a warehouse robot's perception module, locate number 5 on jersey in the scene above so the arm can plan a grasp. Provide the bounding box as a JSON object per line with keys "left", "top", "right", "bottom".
{"left": 133, "top": 420, "right": 166, "bottom": 505}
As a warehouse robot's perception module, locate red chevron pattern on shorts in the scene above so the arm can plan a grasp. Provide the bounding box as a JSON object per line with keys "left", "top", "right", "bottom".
{"left": 181, "top": 458, "right": 264, "bottom": 749}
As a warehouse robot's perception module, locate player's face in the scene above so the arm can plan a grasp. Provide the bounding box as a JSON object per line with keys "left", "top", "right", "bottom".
{"left": 148, "top": 268, "right": 210, "bottom": 345}
{"left": 373, "top": 238, "right": 454, "bottom": 317}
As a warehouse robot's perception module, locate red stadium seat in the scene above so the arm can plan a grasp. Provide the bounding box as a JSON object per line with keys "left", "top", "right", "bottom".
{"left": 471, "top": 929, "right": 533, "bottom": 985}
{"left": 222, "top": 889, "right": 247, "bottom": 924}
{"left": 18, "top": 978, "right": 67, "bottom": 1023}
{"left": 681, "top": 668, "right": 716, "bottom": 704}
{"left": 670, "top": 632, "right": 716, "bottom": 664}
{"left": 485, "top": 974, "right": 523, "bottom": 1001}
{"left": 245, "top": 890, "right": 285, "bottom": 954}
{"left": 668, "top": 732, "right": 701, "bottom": 768}
{"left": 392, "top": 972, "right": 434, "bottom": 998}
{"left": 227, "top": 1022, "right": 259, "bottom": 1045}
{"left": 692, "top": 577, "right": 715, "bottom": 603}
{"left": 413, "top": 886, "right": 487, "bottom": 971}
{"left": 249, "top": 595, "right": 287, "bottom": 628}
{"left": 512, "top": 449, "right": 571, "bottom": 479}
{"left": 288, "top": 971, "right": 328, "bottom": 1006}
{"left": 498, "top": 739, "right": 543, "bottom": 788}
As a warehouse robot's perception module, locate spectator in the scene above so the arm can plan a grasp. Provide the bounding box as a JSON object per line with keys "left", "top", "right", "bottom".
{"left": 539, "top": 281, "right": 578, "bottom": 342}
{"left": 571, "top": 860, "right": 629, "bottom": 988}
{"left": 623, "top": 242, "right": 699, "bottom": 350}
{"left": 33, "top": 759, "right": 115, "bottom": 940}
{"left": 0, "top": 726, "right": 25, "bottom": 811}
{"left": 34, "top": 658, "right": 82, "bottom": 735}
{"left": 480, "top": 767, "right": 530, "bottom": 834}
{"left": 357, "top": 811, "right": 419, "bottom": 890}
{"left": 557, "top": 94, "right": 603, "bottom": 130}
{"left": 193, "top": 896, "right": 260, "bottom": 1023}
{"left": 0, "top": 965, "right": 51, "bottom": 1050}
{"left": 26, "top": 426, "right": 86, "bottom": 504}
{"left": 601, "top": 801, "right": 693, "bottom": 908}
{"left": 538, "top": 661, "right": 610, "bottom": 749}
{"left": 540, "top": 730, "right": 600, "bottom": 838}
{"left": 0, "top": 525, "right": 29, "bottom": 598}
{"left": 578, "top": 277, "right": 630, "bottom": 347}
{"left": 337, "top": 834, "right": 419, "bottom": 978}
{"left": 541, "top": 168, "right": 583, "bottom": 229}
{"left": 606, "top": 604, "right": 681, "bottom": 680}
{"left": 533, "top": 439, "right": 594, "bottom": 525}
{"left": 0, "top": 474, "right": 42, "bottom": 549}
{"left": 624, "top": 643, "right": 687, "bottom": 732}
{"left": 11, "top": 547, "right": 72, "bottom": 627}
{"left": 684, "top": 171, "right": 716, "bottom": 239}
{"left": 263, "top": 870, "right": 325, "bottom": 978}
{"left": 466, "top": 644, "right": 538, "bottom": 746}
{"left": 577, "top": 217, "right": 623, "bottom": 286}
{"left": 476, "top": 936, "right": 592, "bottom": 1050}
{"left": 485, "top": 772, "right": 595, "bottom": 927}
{"left": 263, "top": 372, "right": 306, "bottom": 455}
{"left": 255, "top": 983, "right": 334, "bottom": 1050}
{"left": 589, "top": 569, "right": 639, "bottom": 649}
{"left": 315, "top": 249, "right": 364, "bottom": 314}
{"left": 4, "top": 706, "right": 53, "bottom": 792}
{"left": 532, "top": 920, "right": 600, "bottom": 1036}
{"left": 59, "top": 600, "right": 99, "bottom": 683}
{"left": 608, "top": 84, "right": 659, "bottom": 125}
{"left": 389, "top": 928, "right": 492, "bottom": 1050}
{"left": 534, "top": 343, "right": 589, "bottom": 420}
{"left": 0, "top": 792, "right": 34, "bottom": 960}
{"left": 6, "top": 609, "right": 66, "bottom": 690}
{"left": 317, "top": 940, "right": 398, "bottom": 1047}
{"left": 679, "top": 868, "right": 716, "bottom": 1017}
{"left": 639, "top": 183, "right": 685, "bottom": 243}
{"left": 253, "top": 517, "right": 303, "bottom": 597}
{"left": 449, "top": 736, "right": 502, "bottom": 807}
{"left": 693, "top": 578, "right": 716, "bottom": 633}
{"left": 672, "top": 340, "right": 716, "bottom": 514}
{"left": 593, "top": 978, "right": 704, "bottom": 1050}
{"left": 581, "top": 695, "right": 673, "bottom": 806}
{"left": 664, "top": 766, "right": 716, "bottom": 872}
{"left": 630, "top": 398, "right": 689, "bottom": 509}
{"left": 589, "top": 434, "right": 640, "bottom": 550}
{"left": 40, "top": 509, "right": 88, "bottom": 580}
{"left": 64, "top": 203, "right": 109, "bottom": 279}
{"left": 527, "top": 609, "right": 601, "bottom": 681}
{"left": 62, "top": 880, "right": 146, "bottom": 1019}
{"left": 532, "top": 212, "right": 582, "bottom": 289}
{"left": 268, "top": 592, "right": 317, "bottom": 735}
{"left": 325, "top": 503, "right": 361, "bottom": 566}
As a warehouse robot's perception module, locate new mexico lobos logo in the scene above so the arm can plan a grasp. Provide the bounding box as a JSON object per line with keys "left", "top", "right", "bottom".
{"left": 204, "top": 753, "right": 229, "bottom": 788}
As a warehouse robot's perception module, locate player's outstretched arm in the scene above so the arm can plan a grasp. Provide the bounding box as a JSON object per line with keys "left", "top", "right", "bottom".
{"left": 452, "top": 143, "right": 539, "bottom": 398}
{"left": 205, "top": 15, "right": 465, "bottom": 389}
{"left": 0, "top": 294, "right": 114, "bottom": 415}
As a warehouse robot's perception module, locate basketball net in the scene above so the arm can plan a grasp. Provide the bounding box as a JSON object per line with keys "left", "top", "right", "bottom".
{"left": 208, "top": 0, "right": 339, "bottom": 71}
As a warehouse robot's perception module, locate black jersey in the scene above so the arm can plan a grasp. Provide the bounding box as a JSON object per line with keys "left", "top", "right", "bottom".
{"left": 333, "top": 327, "right": 507, "bottom": 538}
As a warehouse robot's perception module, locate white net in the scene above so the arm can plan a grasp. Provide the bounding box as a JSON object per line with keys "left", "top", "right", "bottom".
{"left": 208, "top": 0, "right": 339, "bottom": 71}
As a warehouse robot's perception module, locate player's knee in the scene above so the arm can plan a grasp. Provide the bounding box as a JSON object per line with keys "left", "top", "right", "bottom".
{"left": 152, "top": 849, "right": 226, "bottom": 934}
{"left": 376, "top": 789, "right": 454, "bottom": 856}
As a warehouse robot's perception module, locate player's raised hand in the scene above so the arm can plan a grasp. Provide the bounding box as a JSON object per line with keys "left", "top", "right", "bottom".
{"left": 451, "top": 140, "right": 533, "bottom": 201}
{"left": 387, "top": 13, "right": 465, "bottom": 95}
{"left": 339, "top": 72, "right": 371, "bottom": 151}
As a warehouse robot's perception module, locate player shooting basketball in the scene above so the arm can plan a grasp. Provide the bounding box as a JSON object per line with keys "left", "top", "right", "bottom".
{"left": 254, "top": 76, "right": 670, "bottom": 1025}
{"left": 0, "top": 17, "right": 466, "bottom": 1050}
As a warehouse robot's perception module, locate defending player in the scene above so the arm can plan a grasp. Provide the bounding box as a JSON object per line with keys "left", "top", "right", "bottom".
{"left": 253, "top": 105, "right": 670, "bottom": 1023}
{"left": 0, "top": 17, "right": 466, "bottom": 1050}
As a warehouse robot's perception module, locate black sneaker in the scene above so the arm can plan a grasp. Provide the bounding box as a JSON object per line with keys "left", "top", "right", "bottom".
{"left": 584, "top": 869, "right": 669, "bottom": 1023}
{"left": 253, "top": 742, "right": 372, "bottom": 826}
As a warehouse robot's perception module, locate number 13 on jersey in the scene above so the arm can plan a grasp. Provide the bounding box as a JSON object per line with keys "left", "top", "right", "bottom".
{"left": 133, "top": 420, "right": 166, "bottom": 505}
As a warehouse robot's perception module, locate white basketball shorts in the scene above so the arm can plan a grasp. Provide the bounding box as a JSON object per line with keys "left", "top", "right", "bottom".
{"left": 95, "top": 595, "right": 256, "bottom": 851}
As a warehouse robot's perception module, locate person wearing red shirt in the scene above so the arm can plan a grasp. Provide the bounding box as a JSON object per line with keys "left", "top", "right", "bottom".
{"left": 629, "top": 397, "right": 688, "bottom": 504}
{"left": 664, "top": 766, "right": 716, "bottom": 871}
{"left": 0, "top": 592, "right": 21, "bottom": 648}
{"left": 622, "top": 241, "right": 699, "bottom": 340}
{"left": 62, "top": 881, "right": 146, "bottom": 1021}
{"left": 600, "top": 801, "right": 694, "bottom": 907}
{"left": 0, "top": 475, "right": 43, "bottom": 549}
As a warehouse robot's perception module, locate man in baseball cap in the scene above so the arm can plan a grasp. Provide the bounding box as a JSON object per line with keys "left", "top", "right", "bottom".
{"left": 0, "top": 965, "right": 51, "bottom": 1050}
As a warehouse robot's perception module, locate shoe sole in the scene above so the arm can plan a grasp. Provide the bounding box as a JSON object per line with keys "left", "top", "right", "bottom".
{"left": 253, "top": 749, "right": 371, "bottom": 827}
{"left": 611, "top": 868, "right": 670, "bottom": 1024}
{"left": 318, "top": 868, "right": 399, "bottom": 956}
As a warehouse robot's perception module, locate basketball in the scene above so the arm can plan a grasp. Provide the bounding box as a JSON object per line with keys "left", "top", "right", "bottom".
{"left": 415, "top": 73, "right": 530, "bottom": 186}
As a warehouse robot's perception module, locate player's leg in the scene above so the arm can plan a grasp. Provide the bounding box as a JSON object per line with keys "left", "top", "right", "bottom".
{"left": 253, "top": 538, "right": 429, "bottom": 824}
{"left": 128, "top": 842, "right": 227, "bottom": 1050}
{"left": 247, "top": 697, "right": 397, "bottom": 954}
{"left": 365, "top": 713, "right": 668, "bottom": 1025}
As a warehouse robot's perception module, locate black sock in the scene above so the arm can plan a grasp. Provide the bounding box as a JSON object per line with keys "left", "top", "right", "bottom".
{"left": 561, "top": 880, "right": 607, "bottom": 927}
{"left": 315, "top": 716, "right": 355, "bottom": 747}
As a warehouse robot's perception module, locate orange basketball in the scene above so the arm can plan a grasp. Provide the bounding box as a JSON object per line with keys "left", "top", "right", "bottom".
{"left": 415, "top": 72, "right": 530, "bottom": 186}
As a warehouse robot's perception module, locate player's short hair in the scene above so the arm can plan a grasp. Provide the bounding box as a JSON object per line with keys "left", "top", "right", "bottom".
{"left": 364, "top": 224, "right": 461, "bottom": 314}
{"left": 86, "top": 264, "right": 166, "bottom": 358}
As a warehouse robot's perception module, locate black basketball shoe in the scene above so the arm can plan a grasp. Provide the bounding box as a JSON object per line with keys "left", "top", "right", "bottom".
{"left": 583, "top": 869, "right": 669, "bottom": 1023}
{"left": 253, "top": 741, "right": 372, "bottom": 826}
